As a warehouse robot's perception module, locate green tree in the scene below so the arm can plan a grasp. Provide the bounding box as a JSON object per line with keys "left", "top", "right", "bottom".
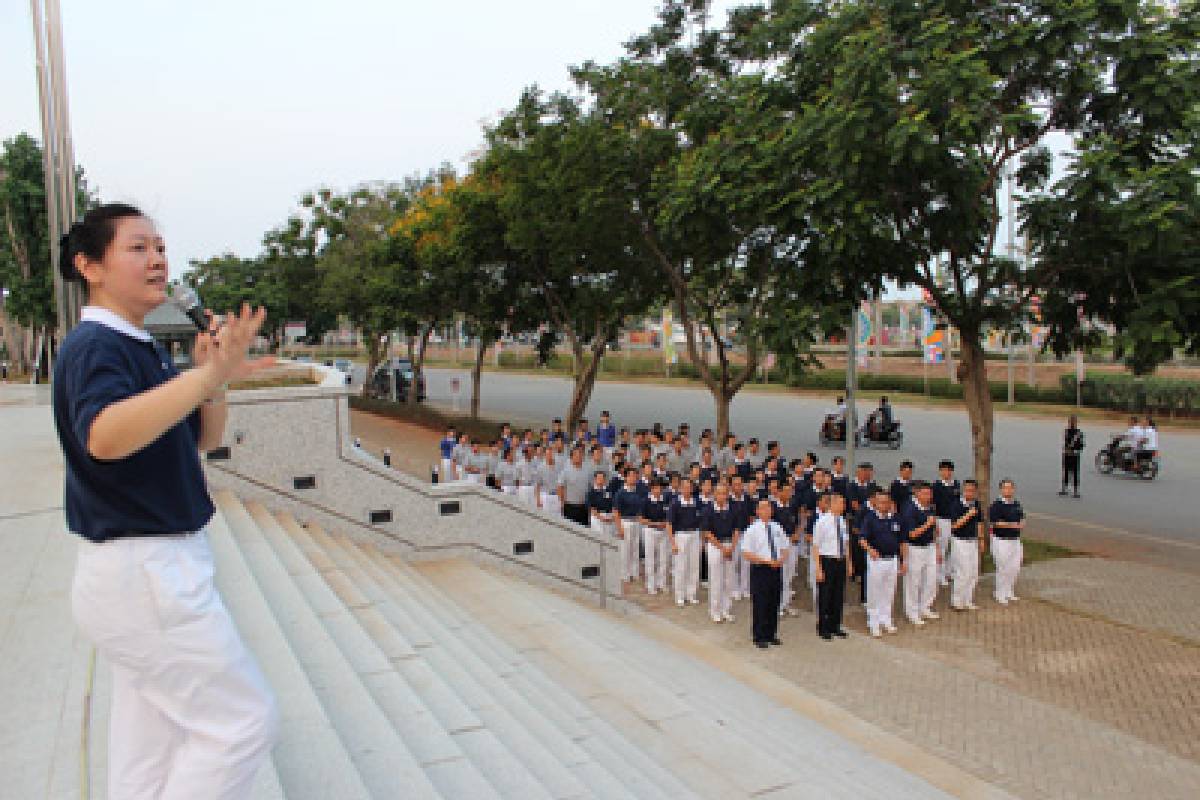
{"left": 481, "top": 89, "right": 663, "bottom": 430}
{"left": 760, "top": 0, "right": 1199, "bottom": 501}
{"left": 0, "top": 133, "right": 89, "bottom": 373}
{"left": 576, "top": 1, "right": 842, "bottom": 440}
{"left": 315, "top": 184, "right": 410, "bottom": 396}
{"left": 181, "top": 253, "right": 287, "bottom": 348}
{"left": 1024, "top": 4, "right": 1200, "bottom": 375}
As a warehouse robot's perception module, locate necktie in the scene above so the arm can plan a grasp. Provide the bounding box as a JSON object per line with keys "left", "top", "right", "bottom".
{"left": 767, "top": 523, "right": 777, "bottom": 560}
{"left": 837, "top": 518, "right": 845, "bottom": 559}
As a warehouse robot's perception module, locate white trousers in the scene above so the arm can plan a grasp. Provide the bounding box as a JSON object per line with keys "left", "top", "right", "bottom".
{"left": 72, "top": 530, "right": 278, "bottom": 800}
{"left": 991, "top": 536, "right": 1023, "bottom": 602}
{"left": 866, "top": 556, "right": 899, "bottom": 631}
{"left": 516, "top": 485, "right": 537, "bottom": 508}
{"left": 439, "top": 458, "right": 453, "bottom": 483}
{"left": 501, "top": 485, "right": 517, "bottom": 496}
{"left": 672, "top": 531, "right": 701, "bottom": 603}
{"left": 591, "top": 517, "right": 615, "bottom": 544}
{"left": 705, "top": 542, "right": 735, "bottom": 619}
{"left": 734, "top": 544, "right": 749, "bottom": 599}
{"left": 642, "top": 525, "right": 670, "bottom": 592}
{"left": 949, "top": 537, "right": 980, "bottom": 607}
{"left": 465, "top": 472, "right": 483, "bottom": 485}
{"left": 619, "top": 519, "right": 642, "bottom": 581}
{"left": 936, "top": 518, "right": 953, "bottom": 583}
{"left": 904, "top": 543, "right": 938, "bottom": 621}
{"left": 540, "top": 492, "right": 561, "bottom": 518}
{"left": 780, "top": 543, "right": 800, "bottom": 611}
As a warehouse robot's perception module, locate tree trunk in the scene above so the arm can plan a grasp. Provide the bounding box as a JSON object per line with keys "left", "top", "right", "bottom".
{"left": 408, "top": 325, "right": 434, "bottom": 406}
{"left": 471, "top": 336, "right": 487, "bottom": 419}
{"left": 714, "top": 389, "right": 732, "bottom": 443}
{"left": 362, "top": 334, "right": 384, "bottom": 398}
{"left": 405, "top": 335, "right": 415, "bottom": 364}
{"left": 960, "top": 336, "right": 995, "bottom": 510}
{"left": 566, "top": 339, "right": 606, "bottom": 432}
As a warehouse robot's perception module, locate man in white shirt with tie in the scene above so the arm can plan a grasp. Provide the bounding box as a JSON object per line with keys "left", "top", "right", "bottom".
{"left": 813, "top": 493, "right": 853, "bottom": 640}
{"left": 741, "top": 499, "right": 791, "bottom": 649}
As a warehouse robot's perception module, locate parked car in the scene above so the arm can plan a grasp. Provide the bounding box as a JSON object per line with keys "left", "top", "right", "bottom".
{"left": 368, "top": 358, "right": 426, "bottom": 402}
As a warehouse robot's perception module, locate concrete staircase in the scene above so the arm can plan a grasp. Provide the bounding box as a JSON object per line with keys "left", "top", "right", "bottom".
{"left": 77, "top": 491, "right": 952, "bottom": 799}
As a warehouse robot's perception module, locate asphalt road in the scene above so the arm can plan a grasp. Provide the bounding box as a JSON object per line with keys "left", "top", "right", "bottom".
{"left": 420, "top": 367, "right": 1198, "bottom": 551}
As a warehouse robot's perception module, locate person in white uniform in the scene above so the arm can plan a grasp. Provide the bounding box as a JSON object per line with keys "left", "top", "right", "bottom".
{"left": 667, "top": 479, "right": 704, "bottom": 606}
{"left": 901, "top": 483, "right": 941, "bottom": 625}
{"left": 988, "top": 479, "right": 1026, "bottom": 605}
{"left": 861, "top": 490, "right": 905, "bottom": 637}
{"left": 701, "top": 484, "right": 740, "bottom": 623}
{"left": 948, "top": 479, "right": 985, "bottom": 610}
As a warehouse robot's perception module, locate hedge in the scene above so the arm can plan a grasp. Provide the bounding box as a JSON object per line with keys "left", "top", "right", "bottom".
{"left": 348, "top": 395, "right": 505, "bottom": 442}
{"left": 1060, "top": 372, "right": 1200, "bottom": 417}
{"left": 784, "top": 369, "right": 1071, "bottom": 404}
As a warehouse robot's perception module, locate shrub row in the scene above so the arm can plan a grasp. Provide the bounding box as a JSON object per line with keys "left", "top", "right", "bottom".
{"left": 348, "top": 395, "right": 504, "bottom": 442}
{"left": 784, "top": 369, "right": 1071, "bottom": 404}
{"left": 1060, "top": 373, "right": 1200, "bottom": 417}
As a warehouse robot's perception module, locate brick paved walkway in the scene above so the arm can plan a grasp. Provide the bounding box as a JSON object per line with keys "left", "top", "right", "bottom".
{"left": 627, "top": 558, "right": 1200, "bottom": 800}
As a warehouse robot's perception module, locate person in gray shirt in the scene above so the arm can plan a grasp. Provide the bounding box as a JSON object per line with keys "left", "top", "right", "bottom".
{"left": 516, "top": 447, "right": 540, "bottom": 507}
{"left": 667, "top": 440, "right": 690, "bottom": 476}
{"left": 557, "top": 447, "right": 592, "bottom": 526}
{"left": 538, "top": 449, "right": 563, "bottom": 515}
{"left": 496, "top": 448, "right": 519, "bottom": 495}
{"left": 716, "top": 433, "right": 738, "bottom": 473}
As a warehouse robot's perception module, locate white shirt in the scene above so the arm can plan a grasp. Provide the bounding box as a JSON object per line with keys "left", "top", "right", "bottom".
{"left": 81, "top": 305, "right": 154, "bottom": 343}
{"left": 1126, "top": 425, "right": 1145, "bottom": 446}
{"left": 812, "top": 512, "right": 849, "bottom": 558}
{"left": 1143, "top": 427, "right": 1158, "bottom": 450}
{"left": 741, "top": 519, "right": 790, "bottom": 561}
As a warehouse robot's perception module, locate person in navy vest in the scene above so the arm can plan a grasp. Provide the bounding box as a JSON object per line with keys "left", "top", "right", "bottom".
{"left": 53, "top": 204, "right": 279, "bottom": 799}
{"left": 989, "top": 478, "right": 1026, "bottom": 605}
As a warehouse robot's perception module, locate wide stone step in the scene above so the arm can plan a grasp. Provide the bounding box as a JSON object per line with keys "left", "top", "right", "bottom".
{"left": 324, "top": 527, "right": 587, "bottom": 799}
{"left": 388, "top": 556, "right": 701, "bottom": 800}
{"left": 225, "top": 497, "right": 440, "bottom": 799}
{"left": 273, "top": 513, "right": 501, "bottom": 799}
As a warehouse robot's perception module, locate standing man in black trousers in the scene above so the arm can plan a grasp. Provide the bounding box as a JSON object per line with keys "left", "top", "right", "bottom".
{"left": 556, "top": 446, "right": 592, "bottom": 526}
{"left": 741, "top": 499, "right": 790, "bottom": 649}
{"left": 1060, "top": 416, "right": 1085, "bottom": 498}
{"left": 813, "top": 493, "right": 852, "bottom": 639}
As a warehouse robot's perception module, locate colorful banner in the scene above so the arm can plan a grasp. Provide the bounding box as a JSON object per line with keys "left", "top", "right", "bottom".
{"left": 857, "top": 303, "right": 872, "bottom": 367}
{"left": 662, "top": 307, "right": 677, "bottom": 365}
{"left": 922, "top": 307, "right": 944, "bottom": 364}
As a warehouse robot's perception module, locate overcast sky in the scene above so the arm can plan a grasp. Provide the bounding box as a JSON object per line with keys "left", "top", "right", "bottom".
{"left": 3, "top": 1, "right": 741, "bottom": 275}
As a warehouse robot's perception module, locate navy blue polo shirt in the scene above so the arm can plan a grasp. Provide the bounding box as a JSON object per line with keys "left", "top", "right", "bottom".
{"left": 614, "top": 486, "right": 645, "bottom": 518}
{"left": 861, "top": 511, "right": 903, "bottom": 557}
{"left": 52, "top": 317, "right": 213, "bottom": 543}
{"left": 640, "top": 494, "right": 669, "bottom": 524}
{"left": 890, "top": 478, "right": 913, "bottom": 509}
{"left": 951, "top": 498, "right": 983, "bottom": 539}
{"left": 931, "top": 479, "right": 961, "bottom": 518}
{"left": 902, "top": 500, "right": 936, "bottom": 546}
{"left": 702, "top": 504, "right": 739, "bottom": 542}
{"left": 772, "top": 500, "right": 797, "bottom": 538}
{"left": 586, "top": 486, "right": 614, "bottom": 514}
{"left": 668, "top": 497, "right": 703, "bottom": 531}
{"left": 989, "top": 498, "right": 1025, "bottom": 539}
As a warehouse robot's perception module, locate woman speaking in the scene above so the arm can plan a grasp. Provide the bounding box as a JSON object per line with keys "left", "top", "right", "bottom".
{"left": 52, "top": 203, "right": 278, "bottom": 799}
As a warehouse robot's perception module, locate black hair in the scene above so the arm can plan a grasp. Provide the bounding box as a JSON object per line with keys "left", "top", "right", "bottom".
{"left": 963, "top": 479, "right": 978, "bottom": 488}
{"left": 899, "top": 460, "right": 914, "bottom": 470}
{"left": 59, "top": 202, "right": 146, "bottom": 283}
{"left": 938, "top": 460, "right": 955, "bottom": 470}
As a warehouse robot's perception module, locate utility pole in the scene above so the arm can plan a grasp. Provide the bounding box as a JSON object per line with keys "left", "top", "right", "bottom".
{"left": 30, "top": 0, "right": 81, "bottom": 359}
{"left": 846, "top": 303, "right": 858, "bottom": 475}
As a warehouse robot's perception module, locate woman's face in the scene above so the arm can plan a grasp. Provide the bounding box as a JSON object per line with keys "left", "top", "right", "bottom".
{"left": 78, "top": 216, "right": 168, "bottom": 319}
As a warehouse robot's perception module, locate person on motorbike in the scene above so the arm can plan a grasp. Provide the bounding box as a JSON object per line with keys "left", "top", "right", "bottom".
{"left": 869, "top": 396, "right": 895, "bottom": 440}
{"left": 1135, "top": 418, "right": 1158, "bottom": 468}
{"left": 824, "top": 396, "right": 848, "bottom": 441}
{"left": 1120, "top": 415, "right": 1145, "bottom": 469}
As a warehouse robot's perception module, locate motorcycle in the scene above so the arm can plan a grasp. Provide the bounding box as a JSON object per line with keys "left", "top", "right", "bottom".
{"left": 818, "top": 414, "right": 848, "bottom": 447}
{"left": 1095, "top": 434, "right": 1160, "bottom": 480}
{"left": 855, "top": 419, "right": 904, "bottom": 450}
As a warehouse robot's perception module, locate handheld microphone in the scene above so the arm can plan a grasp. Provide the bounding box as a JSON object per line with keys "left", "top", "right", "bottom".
{"left": 170, "top": 285, "right": 209, "bottom": 333}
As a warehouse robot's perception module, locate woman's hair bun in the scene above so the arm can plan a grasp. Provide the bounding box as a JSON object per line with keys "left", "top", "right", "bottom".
{"left": 58, "top": 203, "right": 144, "bottom": 284}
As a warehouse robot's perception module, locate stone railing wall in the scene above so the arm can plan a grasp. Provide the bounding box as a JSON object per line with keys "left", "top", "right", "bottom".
{"left": 204, "top": 370, "right": 623, "bottom": 606}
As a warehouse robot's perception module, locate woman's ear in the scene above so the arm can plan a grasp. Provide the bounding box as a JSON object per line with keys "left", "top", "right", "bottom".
{"left": 75, "top": 252, "right": 98, "bottom": 285}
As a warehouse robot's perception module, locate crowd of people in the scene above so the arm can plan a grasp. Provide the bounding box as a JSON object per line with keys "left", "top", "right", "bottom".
{"left": 438, "top": 409, "right": 1027, "bottom": 648}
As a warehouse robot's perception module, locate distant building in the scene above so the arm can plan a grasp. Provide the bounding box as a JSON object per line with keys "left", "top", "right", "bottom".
{"left": 144, "top": 302, "right": 197, "bottom": 367}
